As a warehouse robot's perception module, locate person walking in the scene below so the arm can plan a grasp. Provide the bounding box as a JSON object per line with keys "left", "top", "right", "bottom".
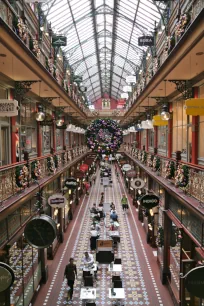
{"left": 121, "top": 194, "right": 128, "bottom": 214}
{"left": 92, "top": 172, "right": 96, "bottom": 184}
{"left": 64, "top": 258, "right": 77, "bottom": 300}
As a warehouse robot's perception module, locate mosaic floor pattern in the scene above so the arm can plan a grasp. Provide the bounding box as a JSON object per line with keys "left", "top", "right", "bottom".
{"left": 35, "top": 165, "right": 174, "bottom": 306}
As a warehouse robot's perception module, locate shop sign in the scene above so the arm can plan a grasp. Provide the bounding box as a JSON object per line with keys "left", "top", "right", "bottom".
{"left": 153, "top": 115, "right": 168, "bottom": 126}
{"left": 75, "top": 170, "right": 84, "bottom": 179}
{"left": 123, "top": 86, "right": 132, "bottom": 93}
{"left": 0, "top": 263, "right": 15, "bottom": 292}
{"left": 80, "top": 164, "right": 89, "bottom": 172}
{"left": 52, "top": 35, "right": 67, "bottom": 47}
{"left": 131, "top": 178, "right": 145, "bottom": 189}
{"left": 126, "top": 170, "right": 137, "bottom": 178}
{"left": 64, "top": 177, "right": 78, "bottom": 189}
{"left": 185, "top": 266, "right": 204, "bottom": 298}
{"left": 48, "top": 194, "right": 67, "bottom": 208}
{"left": 138, "top": 36, "right": 154, "bottom": 46}
{"left": 122, "top": 164, "right": 132, "bottom": 171}
{"left": 126, "top": 75, "right": 136, "bottom": 83}
{"left": 0, "top": 99, "right": 19, "bottom": 117}
{"left": 140, "top": 194, "right": 159, "bottom": 209}
{"left": 185, "top": 99, "right": 204, "bottom": 116}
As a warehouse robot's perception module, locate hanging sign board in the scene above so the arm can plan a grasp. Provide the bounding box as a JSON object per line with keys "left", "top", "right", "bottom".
{"left": 140, "top": 194, "right": 159, "bottom": 209}
{"left": 126, "top": 76, "right": 136, "bottom": 83}
{"left": 122, "top": 164, "right": 132, "bottom": 171}
{"left": 52, "top": 35, "right": 67, "bottom": 47}
{"left": 48, "top": 194, "right": 67, "bottom": 208}
{"left": 153, "top": 115, "right": 168, "bottom": 126}
{"left": 126, "top": 170, "right": 137, "bottom": 178}
{"left": 123, "top": 86, "right": 132, "bottom": 93}
{"left": 185, "top": 99, "right": 204, "bottom": 116}
{"left": 138, "top": 36, "right": 154, "bottom": 47}
{"left": 185, "top": 266, "right": 204, "bottom": 298}
{"left": 0, "top": 99, "right": 19, "bottom": 117}
{"left": 64, "top": 177, "right": 78, "bottom": 189}
{"left": 0, "top": 263, "right": 15, "bottom": 292}
{"left": 131, "top": 178, "right": 145, "bottom": 189}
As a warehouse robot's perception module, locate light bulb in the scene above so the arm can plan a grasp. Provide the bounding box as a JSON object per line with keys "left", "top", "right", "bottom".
{"left": 161, "top": 111, "right": 170, "bottom": 120}
{"left": 56, "top": 118, "right": 64, "bottom": 126}
{"left": 35, "top": 112, "right": 45, "bottom": 122}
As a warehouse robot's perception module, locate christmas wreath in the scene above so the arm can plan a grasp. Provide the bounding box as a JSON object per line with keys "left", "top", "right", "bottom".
{"left": 174, "top": 164, "right": 189, "bottom": 188}
{"left": 164, "top": 161, "right": 175, "bottom": 179}
{"left": 85, "top": 119, "right": 123, "bottom": 155}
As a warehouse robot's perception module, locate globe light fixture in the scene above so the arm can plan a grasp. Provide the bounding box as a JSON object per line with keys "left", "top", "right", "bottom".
{"left": 56, "top": 115, "right": 64, "bottom": 126}
{"left": 35, "top": 105, "right": 45, "bottom": 122}
{"left": 161, "top": 105, "right": 170, "bottom": 120}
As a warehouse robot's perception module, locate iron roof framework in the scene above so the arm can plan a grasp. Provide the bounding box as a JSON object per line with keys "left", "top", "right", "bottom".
{"left": 42, "top": 0, "right": 166, "bottom": 103}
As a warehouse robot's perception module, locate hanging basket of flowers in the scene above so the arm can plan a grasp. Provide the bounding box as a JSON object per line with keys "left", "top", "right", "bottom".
{"left": 165, "top": 160, "right": 175, "bottom": 179}
{"left": 156, "top": 225, "right": 164, "bottom": 247}
{"left": 174, "top": 164, "right": 189, "bottom": 188}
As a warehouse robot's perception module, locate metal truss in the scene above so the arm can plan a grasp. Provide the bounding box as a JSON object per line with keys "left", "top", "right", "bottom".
{"left": 168, "top": 80, "right": 193, "bottom": 100}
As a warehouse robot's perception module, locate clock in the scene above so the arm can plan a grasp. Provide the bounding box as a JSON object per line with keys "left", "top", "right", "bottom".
{"left": 24, "top": 215, "right": 57, "bottom": 249}
{"left": 0, "top": 262, "right": 15, "bottom": 292}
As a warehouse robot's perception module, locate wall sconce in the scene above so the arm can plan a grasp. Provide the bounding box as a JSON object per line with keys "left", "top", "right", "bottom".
{"left": 69, "top": 189, "right": 72, "bottom": 195}
{"left": 54, "top": 209, "right": 58, "bottom": 216}
{"left": 77, "top": 178, "right": 80, "bottom": 182}
{"left": 161, "top": 105, "right": 170, "bottom": 120}
{"left": 70, "top": 200, "right": 73, "bottom": 204}
{"left": 35, "top": 105, "right": 45, "bottom": 121}
{"left": 57, "top": 223, "right": 60, "bottom": 228}
{"left": 150, "top": 209, "right": 154, "bottom": 216}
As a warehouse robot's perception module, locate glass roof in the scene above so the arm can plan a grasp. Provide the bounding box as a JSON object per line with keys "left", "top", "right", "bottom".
{"left": 42, "top": 0, "right": 165, "bottom": 103}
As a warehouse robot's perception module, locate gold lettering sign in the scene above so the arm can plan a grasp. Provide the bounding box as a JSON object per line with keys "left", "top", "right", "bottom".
{"left": 185, "top": 99, "right": 204, "bottom": 115}
{"left": 152, "top": 115, "right": 168, "bottom": 126}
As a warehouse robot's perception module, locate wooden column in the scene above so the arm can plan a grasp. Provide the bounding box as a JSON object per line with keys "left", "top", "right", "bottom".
{"left": 9, "top": 89, "right": 17, "bottom": 163}
{"left": 154, "top": 126, "right": 158, "bottom": 150}
{"left": 168, "top": 103, "right": 173, "bottom": 158}
{"left": 146, "top": 130, "right": 149, "bottom": 152}
{"left": 37, "top": 122, "right": 42, "bottom": 157}
{"left": 52, "top": 113, "right": 56, "bottom": 152}
{"left": 191, "top": 87, "right": 199, "bottom": 164}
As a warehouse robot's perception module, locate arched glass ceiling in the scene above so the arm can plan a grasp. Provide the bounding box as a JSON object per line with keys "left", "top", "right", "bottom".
{"left": 42, "top": 0, "right": 166, "bottom": 103}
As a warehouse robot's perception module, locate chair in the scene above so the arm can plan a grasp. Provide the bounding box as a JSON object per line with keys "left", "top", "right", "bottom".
{"left": 84, "top": 276, "right": 93, "bottom": 287}
{"left": 112, "top": 275, "right": 121, "bottom": 282}
{"left": 83, "top": 271, "right": 91, "bottom": 279}
{"left": 113, "top": 280, "right": 123, "bottom": 288}
{"left": 114, "top": 258, "right": 122, "bottom": 264}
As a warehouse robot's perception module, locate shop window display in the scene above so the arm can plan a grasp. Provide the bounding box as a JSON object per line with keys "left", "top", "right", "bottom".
{"left": 158, "top": 126, "right": 167, "bottom": 155}
{"left": 172, "top": 100, "right": 192, "bottom": 161}
{"left": 56, "top": 129, "right": 63, "bottom": 150}
{"left": 148, "top": 128, "right": 154, "bottom": 148}
{"left": 42, "top": 126, "right": 53, "bottom": 154}
{"left": 9, "top": 237, "right": 40, "bottom": 306}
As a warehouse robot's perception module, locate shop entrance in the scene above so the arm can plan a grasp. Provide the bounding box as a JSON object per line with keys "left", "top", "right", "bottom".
{"left": 0, "top": 125, "right": 10, "bottom": 166}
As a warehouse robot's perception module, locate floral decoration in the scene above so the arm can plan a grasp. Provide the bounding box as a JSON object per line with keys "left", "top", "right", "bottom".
{"left": 156, "top": 225, "right": 164, "bottom": 247}
{"left": 16, "top": 165, "right": 29, "bottom": 190}
{"left": 31, "top": 160, "right": 41, "bottom": 180}
{"left": 152, "top": 156, "right": 160, "bottom": 172}
{"left": 164, "top": 160, "right": 175, "bottom": 179}
{"left": 141, "top": 151, "right": 147, "bottom": 164}
{"left": 147, "top": 154, "right": 154, "bottom": 168}
{"left": 47, "top": 156, "right": 56, "bottom": 174}
{"left": 17, "top": 18, "right": 28, "bottom": 43}
{"left": 85, "top": 119, "right": 123, "bottom": 155}
{"left": 32, "top": 39, "right": 41, "bottom": 58}
{"left": 175, "top": 13, "right": 191, "bottom": 37}
{"left": 174, "top": 164, "right": 189, "bottom": 188}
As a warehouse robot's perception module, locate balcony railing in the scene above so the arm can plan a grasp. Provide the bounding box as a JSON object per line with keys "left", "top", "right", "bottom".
{"left": 124, "top": 146, "right": 204, "bottom": 205}
{"left": 0, "top": 146, "right": 88, "bottom": 202}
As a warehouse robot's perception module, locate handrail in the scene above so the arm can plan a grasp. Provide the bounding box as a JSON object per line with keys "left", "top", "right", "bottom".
{"left": 0, "top": 161, "right": 26, "bottom": 171}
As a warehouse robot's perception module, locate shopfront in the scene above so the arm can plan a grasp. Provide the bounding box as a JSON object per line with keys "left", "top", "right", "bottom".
{"left": 0, "top": 198, "right": 42, "bottom": 306}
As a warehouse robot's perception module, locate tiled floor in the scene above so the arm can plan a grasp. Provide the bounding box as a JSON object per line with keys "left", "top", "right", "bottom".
{"left": 33, "top": 166, "right": 174, "bottom": 306}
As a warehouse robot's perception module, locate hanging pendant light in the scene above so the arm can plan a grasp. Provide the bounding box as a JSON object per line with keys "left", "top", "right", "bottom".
{"left": 146, "top": 114, "right": 152, "bottom": 125}
{"left": 161, "top": 81, "right": 170, "bottom": 120}
{"left": 35, "top": 105, "right": 45, "bottom": 121}
{"left": 56, "top": 115, "right": 64, "bottom": 126}
{"left": 161, "top": 105, "right": 170, "bottom": 120}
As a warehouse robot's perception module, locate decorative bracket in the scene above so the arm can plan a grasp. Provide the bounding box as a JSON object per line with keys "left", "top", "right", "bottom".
{"left": 168, "top": 80, "right": 193, "bottom": 100}
{"left": 41, "top": 97, "right": 59, "bottom": 104}
{"left": 150, "top": 97, "right": 169, "bottom": 105}
{"left": 14, "top": 80, "right": 40, "bottom": 101}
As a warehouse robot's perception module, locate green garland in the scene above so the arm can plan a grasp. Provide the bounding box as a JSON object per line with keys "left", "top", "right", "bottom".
{"left": 156, "top": 225, "right": 164, "bottom": 247}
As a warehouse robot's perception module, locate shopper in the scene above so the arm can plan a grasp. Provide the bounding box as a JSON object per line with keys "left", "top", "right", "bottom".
{"left": 110, "top": 210, "right": 118, "bottom": 222}
{"left": 64, "top": 258, "right": 77, "bottom": 301}
{"left": 92, "top": 172, "right": 96, "bottom": 184}
{"left": 121, "top": 194, "right": 128, "bottom": 213}
{"left": 83, "top": 251, "right": 94, "bottom": 267}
